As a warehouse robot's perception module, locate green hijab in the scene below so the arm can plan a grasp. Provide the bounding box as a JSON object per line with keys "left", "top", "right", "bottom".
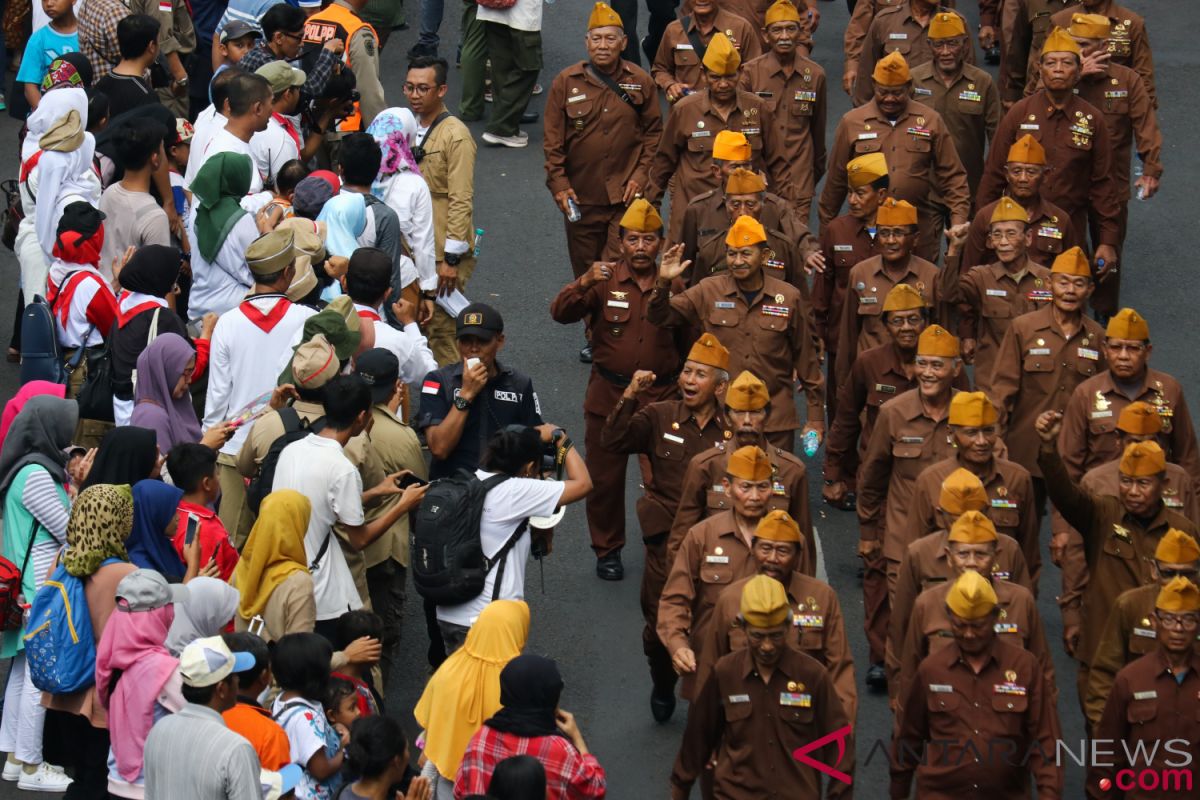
{"left": 192, "top": 151, "right": 252, "bottom": 263}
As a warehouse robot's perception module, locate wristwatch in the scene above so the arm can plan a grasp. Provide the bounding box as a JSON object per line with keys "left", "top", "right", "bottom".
{"left": 444, "top": 252, "right": 461, "bottom": 267}
{"left": 453, "top": 395, "right": 472, "bottom": 411}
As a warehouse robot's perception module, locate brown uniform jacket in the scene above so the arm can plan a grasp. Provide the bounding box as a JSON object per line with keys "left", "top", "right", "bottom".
{"left": 420, "top": 114, "right": 477, "bottom": 259}
{"left": 909, "top": 455, "right": 1042, "bottom": 581}
{"left": 910, "top": 61, "right": 1002, "bottom": 200}
{"left": 891, "top": 639, "right": 1063, "bottom": 799}
{"left": 962, "top": 194, "right": 1078, "bottom": 272}
{"left": 858, "top": 388, "right": 960, "bottom": 559}
{"left": 737, "top": 50, "right": 828, "bottom": 205}
{"left": 672, "top": 646, "right": 854, "bottom": 800}
{"left": 669, "top": 441, "right": 814, "bottom": 576}
{"left": 1000, "top": 0, "right": 1078, "bottom": 103}
{"left": 701, "top": 571, "right": 857, "bottom": 721}
{"left": 690, "top": 226, "right": 808, "bottom": 292}
{"left": 680, "top": 188, "right": 807, "bottom": 252}
{"left": 1073, "top": 63, "right": 1162, "bottom": 200}
{"left": 601, "top": 397, "right": 731, "bottom": 539}
{"left": 1040, "top": 445, "right": 1199, "bottom": 666}
{"left": 950, "top": 259, "right": 1053, "bottom": 394}
{"left": 976, "top": 91, "right": 1121, "bottom": 247}
{"left": 852, "top": 3, "right": 977, "bottom": 107}
{"left": 651, "top": 10, "right": 763, "bottom": 95}
{"left": 812, "top": 214, "right": 878, "bottom": 352}
{"left": 1089, "top": 648, "right": 1200, "bottom": 800}
{"left": 990, "top": 306, "right": 1107, "bottom": 477}
{"left": 1050, "top": 0, "right": 1156, "bottom": 108}
{"left": 543, "top": 60, "right": 662, "bottom": 206}
{"left": 549, "top": 261, "right": 685, "bottom": 417}
{"left": 648, "top": 272, "right": 825, "bottom": 433}
{"left": 820, "top": 99, "right": 971, "bottom": 228}
{"left": 843, "top": 0, "right": 909, "bottom": 74}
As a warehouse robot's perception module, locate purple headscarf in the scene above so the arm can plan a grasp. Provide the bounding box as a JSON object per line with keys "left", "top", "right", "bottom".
{"left": 130, "top": 333, "right": 201, "bottom": 453}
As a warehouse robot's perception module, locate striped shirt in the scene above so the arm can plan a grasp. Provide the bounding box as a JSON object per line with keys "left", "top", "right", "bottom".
{"left": 143, "top": 703, "right": 262, "bottom": 800}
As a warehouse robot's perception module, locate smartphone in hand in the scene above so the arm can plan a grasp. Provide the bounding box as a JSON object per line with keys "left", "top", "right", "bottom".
{"left": 184, "top": 513, "right": 201, "bottom": 546}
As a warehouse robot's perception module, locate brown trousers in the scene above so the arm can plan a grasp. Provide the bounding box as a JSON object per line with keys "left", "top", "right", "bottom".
{"left": 565, "top": 203, "right": 624, "bottom": 278}
{"left": 583, "top": 410, "right": 649, "bottom": 556}
{"left": 640, "top": 538, "right": 677, "bottom": 691}
{"left": 427, "top": 255, "right": 477, "bottom": 366}
{"left": 863, "top": 550, "right": 889, "bottom": 664}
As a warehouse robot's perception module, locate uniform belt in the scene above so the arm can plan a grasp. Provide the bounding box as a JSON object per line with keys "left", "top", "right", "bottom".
{"left": 595, "top": 365, "right": 678, "bottom": 388}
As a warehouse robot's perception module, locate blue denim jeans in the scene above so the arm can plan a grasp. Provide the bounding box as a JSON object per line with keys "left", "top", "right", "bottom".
{"left": 416, "top": 0, "right": 445, "bottom": 52}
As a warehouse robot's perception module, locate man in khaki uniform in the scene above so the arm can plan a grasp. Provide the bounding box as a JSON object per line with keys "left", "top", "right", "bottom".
{"left": 852, "top": 3, "right": 976, "bottom": 107}
{"left": 1001, "top": 0, "right": 1078, "bottom": 104}
{"left": 842, "top": 0, "right": 908, "bottom": 95}
{"left": 651, "top": 0, "right": 762, "bottom": 101}
{"left": 1049, "top": 0, "right": 1156, "bottom": 107}
{"left": 737, "top": 0, "right": 827, "bottom": 220}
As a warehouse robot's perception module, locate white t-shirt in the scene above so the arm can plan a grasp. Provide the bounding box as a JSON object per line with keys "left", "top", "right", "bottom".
{"left": 250, "top": 116, "right": 300, "bottom": 188}
{"left": 194, "top": 127, "right": 265, "bottom": 195}
{"left": 436, "top": 471, "right": 565, "bottom": 628}
{"left": 272, "top": 434, "right": 365, "bottom": 620}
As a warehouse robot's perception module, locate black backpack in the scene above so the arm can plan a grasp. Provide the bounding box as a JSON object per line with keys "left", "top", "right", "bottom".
{"left": 412, "top": 470, "right": 528, "bottom": 605}
{"left": 18, "top": 295, "right": 67, "bottom": 385}
{"left": 245, "top": 407, "right": 325, "bottom": 514}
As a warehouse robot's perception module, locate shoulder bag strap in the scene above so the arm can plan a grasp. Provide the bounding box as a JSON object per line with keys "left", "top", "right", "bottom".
{"left": 309, "top": 530, "right": 333, "bottom": 571}
{"left": 681, "top": 15, "right": 707, "bottom": 61}
{"left": 18, "top": 517, "right": 41, "bottom": 579}
{"left": 586, "top": 63, "right": 636, "bottom": 109}
{"left": 417, "top": 111, "right": 451, "bottom": 151}
{"left": 488, "top": 519, "right": 529, "bottom": 602}
{"left": 131, "top": 307, "right": 162, "bottom": 397}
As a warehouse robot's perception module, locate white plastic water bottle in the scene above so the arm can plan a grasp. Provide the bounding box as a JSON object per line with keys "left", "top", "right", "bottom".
{"left": 803, "top": 430, "right": 820, "bottom": 457}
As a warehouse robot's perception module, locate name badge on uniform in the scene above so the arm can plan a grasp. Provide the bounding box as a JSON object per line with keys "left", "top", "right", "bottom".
{"left": 691, "top": 130, "right": 712, "bottom": 138}
{"left": 1091, "top": 410, "right": 1114, "bottom": 419}
{"left": 618, "top": 83, "right": 642, "bottom": 91}
{"left": 567, "top": 94, "right": 589, "bottom": 104}
{"left": 1028, "top": 347, "right": 1051, "bottom": 356}
{"left": 991, "top": 498, "right": 1017, "bottom": 509}
{"left": 994, "top": 622, "right": 1020, "bottom": 635}
{"left": 859, "top": 295, "right": 879, "bottom": 304}
{"left": 914, "top": 87, "right": 932, "bottom": 96}
{"left": 875, "top": 383, "right": 897, "bottom": 394}
{"left": 606, "top": 300, "right": 629, "bottom": 308}
{"left": 833, "top": 244, "right": 854, "bottom": 252}
{"left": 889, "top": 32, "right": 908, "bottom": 39}
{"left": 958, "top": 90, "right": 982, "bottom": 102}
{"left": 795, "top": 614, "right": 824, "bottom": 629}
{"left": 741, "top": 127, "right": 761, "bottom": 136}
{"left": 900, "top": 436, "right": 924, "bottom": 444}
{"left": 728, "top": 693, "right": 750, "bottom": 703}
{"left": 663, "top": 432, "right": 684, "bottom": 444}
{"left": 929, "top": 684, "right": 954, "bottom": 693}
{"left": 995, "top": 682, "right": 1027, "bottom": 696}
{"left": 676, "top": 43, "right": 694, "bottom": 50}
{"left": 756, "top": 91, "right": 774, "bottom": 98}
{"left": 1079, "top": 347, "right": 1100, "bottom": 360}
{"left": 762, "top": 304, "right": 790, "bottom": 317}
{"left": 714, "top": 301, "right": 736, "bottom": 309}
{"left": 858, "top": 132, "right": 878, "bottom": 140}
{"left": 793, "top": 91, "right": 817, "bottom": 102}
{"left": 780, "top": 692, "right": 812, "bottom": 707}
{"left": 1132, "top": 627, "right": 1156, "bottom": 639}
{"left": 706, "top": 554, "right": 730, "bottom": 564}
{"left": 1020, "top": 123, "right": 1040, "bottom": 131}
{"left": 1133, "top": 690, "right": 1158, "bottom": 700}
{"left": 986, "top": 289, "right": 1008, "bottom": 297}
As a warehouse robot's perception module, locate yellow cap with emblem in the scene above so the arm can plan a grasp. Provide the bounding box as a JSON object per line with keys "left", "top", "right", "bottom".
{"left": 939, "top": 469, "right": 990, "bottom": 515}
{"left": 847, "top": 152, "right": 888, "bottom": 188}
{"left": 945, "top": 569, "right": 999, "bottom": 619}
{"left": 949, "top": 391, "right": 998, "bottom": 426}
{"left": 1006, "top": 134, "right": 1046, "bottom": 166}
{"left": 1155, "top": 576, "right": 1200, "bottom": 613}
{"left": 1041, "top": 26, "right": 1082, "bottom": 57}
{"left": 1117, "top": 401, "right": 1162, "bottom": 436}
{"left": 712, "top": 130, "right": 751, "bottom": 162}
{"left": 928, "top": 11, "right": 967, "bottom": 39}
{"left": 740, "top": 574, "right": 791, "bottom": 628}
{"left": 725, "top": 167, "right": 767, "bottom": 196}
{"left": 755, "top": 509, "right": 803, "bottom": 544}
{"left": 1155, "top": 529, "right": 1200, "bottom": 564}
{"left": 765, "top": 0, "right": 801, "bottom": 26}
{"left": 1119, "top": 440, "right": 1167, "bottom": 477}
{"left": 1105, "top": 307, "right": 1150, "bottom": 341}
{"left": 917, "top": 325, "right": 960, "bottom": 358}
{"left": 875, "top": 197, "right": 918, "bottom": 227}
{"left": 881, "top": 283, "right": 926, "bottom": 312}
{"left": 1050, "top": 246, "right": 1091, "bottom": 278}
{"left": 619, "top": 198, "right": 663, "bottom": 232}
{"left": 948, "top": 510, "right": 999, "bottom": 544}
{"left": 686, "top": 332, "right": 731, "bottom": 371}
{"left": 989, "top": 197, "right": 1030, "bottom": 225}
{"left": 872, "top": 51, "right": 911, "bottom": 86}
{"left": 726, "top": 371, "right": 770, "bottom": 411}
{"left": 725, "top": 215, "right": 767, "bottom": 247}
{"left": 587, "top": 2, "right": 622, "bottom": 29}
{"left": 702, "top": 32, "right": 741, "bottom": 76}
{"left": 727, "top": 445, "right": 772, "bottom": 481}
{"left": 1069, "top": 12, "right": 1111, "bottom": 39}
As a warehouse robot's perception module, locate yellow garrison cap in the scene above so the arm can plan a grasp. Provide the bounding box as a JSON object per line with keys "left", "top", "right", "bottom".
{"left": 725, "top": 167, "right": 766, "bottom": 196}
{"left": 1155, "top": 529, "right": 1200, "bottom": 564}
{"left": 713, "top": 130, "right": 751, "bottom": 162}
{"left": 1120, "top": 440, "right": 1167, "bottom": 477}
{"left": 881, "top": 283, "right": 926, "bottom": 313}
{"left": 1069, "top": 12, "right": 1111, "bottom": 39}
{"left": 949, "top": 391, "right": 998, "bottom": 426}
{"left": 1106, "top": 307, "right": 1149, "bottom": 340}
{"left": 948, "top": 510, "right": 999, "bottom": 544}
{"left": 740, "top": 575, "right": 791, "bottom": 628}
{"left": 1156, "top": 576, "right": 1200, "bottom": 614}
{"left": 847, "top": 152, "right": 888, "bottom": 188}
{"left": 917, "top": 324, "right": 960, "bottom": 358}
{"left": 727, "top": 445, "right": 772, "bottom": 481}
{"left": 587, "top": 2, "right": 622, "bottom": 29}
{"left": 726, "top": 370, "right": 770, "bottom": 411}
{"left": 686, "top": 332, "right": 730, "bottom": 371}
{"left": 928, "top": 11, "right": 966, "bottom": 39}
{"left": 1006, "top": 134, "right": 1046, "bottom": 165}
{"left": 872, "top": 51, "right": 911, "bottom": 86}
{"left": 1042, "top": 26, "right": 1082, "bottom": 57}
{"left": 1117, "top": 401, "right": 1162, "bottom": 436}
{"left": 619, "top": 198, "right": 663, "bottom": 232}
{"left": 940, "top": 468, "right": 990, "bottom": 515}
{"left": 990, "top": 197, "right": 1030, "bottom": 225}
{"left": 1050, "top": 246, "right": 1091, "bottom": 278}
{"left": 726, "top": 215, "right": 767, "bottom": 247}
{"left": 755, "top": 509, "right": 803, "bottom": 544}
{"left": 765, "top": 0, "right": 802, "bottom": 26}
{"left": 246, "top": 228, "right": 296, "bottom": 277}
{"left": 875, "top": 197, "right": 917, "bottom": 227}
{"left": 945, "top": 569, "right": 998, "bottom": 619}
{"left": 702, "top": 32, "right": 741, "bottom": 76}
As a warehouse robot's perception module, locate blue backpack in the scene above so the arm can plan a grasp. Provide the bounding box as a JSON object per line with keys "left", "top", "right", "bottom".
{"left": 24, "top": 558, "right": 121, "bottom": 694}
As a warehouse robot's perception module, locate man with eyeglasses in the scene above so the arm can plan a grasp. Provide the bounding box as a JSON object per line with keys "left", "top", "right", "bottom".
{"left": 1090, "top": 576, "right": 1200, "bottom": 797}
{"left": 300, "top": 0, "right": 385, "bottom": 130}
{"left": 1085, "top": 530, "right": 1200, "bottom": 732}
{"left": 237, "top": 4, "right": 343, "bottom": 105}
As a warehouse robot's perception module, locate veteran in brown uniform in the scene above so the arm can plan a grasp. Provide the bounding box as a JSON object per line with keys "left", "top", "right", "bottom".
{"left": 857, "top": 324, "right": 962, "bottom": 689}
{"left": 1001, "top": 0, "right": 1078, "bottom": 104}
{"left": 1050, "top": 0, "right": 1156, "bottom": 107}
{"left": 700, "top": 510, "right": 856, "bottom": 720}
{"left": 544, "top": 3, "right": 663, "bottom": 278}
{"left": 821, "top": 51, "right": 971, "bottom": 262}
{"left": 649, "top": 216, "right": 825, "bottom": 452}
{"left": 550, "top": 200, "right": 687, "bottom": 580}
{"left": 737, "top": 0, "right": 827, "bottom": 220}
{"left": 891, "top": 570, "right": 1063, "bottom": 799}
{"left": 672, "top": 576, "right": 855, "bottom": 800}
{"left": 842, "top": 0, "right": 909, "bottom": 95}
{"left": 658, "top": 445, "right": 774, "bottom": 699}
{"left": 852, "top": 3, "right": 976, "bottom": 107}
{"left": 602, "top": 332, "right": 732, "bottom": 721}
{"left": 1085, "top": 530, "right": 1200, "bottom": 732}
{"left": 1089, "top": 577, "right": 1200, "bottom": 800}
{"left": 647, "top": 33, "right": 787, "bottom": 242}
{"left": 652, "top": 0, "right": 762, "bottom": 101}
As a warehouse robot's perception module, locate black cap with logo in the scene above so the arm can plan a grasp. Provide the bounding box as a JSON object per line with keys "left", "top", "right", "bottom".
{"left": 355, "top": 348, "right": 400, "bottom": 404}
{"left": 455, "top": 303, "right": 504, "bottom": 341}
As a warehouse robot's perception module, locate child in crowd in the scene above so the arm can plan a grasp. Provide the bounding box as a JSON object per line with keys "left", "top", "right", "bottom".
{"left": 259, "top": 159, "right": 309, "bottom": 222}
{"left": 168, "top": 443, "right": 239, "bottom": 580}
{"left": 331, "top": 610, "right": 384, "bottom": 716}
{"left": 220, "top": 632, "right": 291, "bottom": 771}
{"left": 323, "top": 677, "right": 363, "bottom": 732}
{"left": 342, "top": 716, "right": 430, "bottom": 800}
{"left": 272, "top": 633, "right": 346, "bottom": 800}
{"left": 217, "top": 21, "right": 262, "bottom": 68}
{"left": 17, "top": 0, "right": 79, "bottom": 110}
{"left": 168, "top": 119, "right": 194, "bottom": 219}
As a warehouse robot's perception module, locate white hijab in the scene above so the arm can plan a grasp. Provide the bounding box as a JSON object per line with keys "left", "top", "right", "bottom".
{"left": 22, "top": 86, "right": 89, "bottom": 162}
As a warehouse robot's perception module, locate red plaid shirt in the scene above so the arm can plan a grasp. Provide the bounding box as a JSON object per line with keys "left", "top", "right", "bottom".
{"left": 453, "top": 725, "right": 607, "bottom": 799}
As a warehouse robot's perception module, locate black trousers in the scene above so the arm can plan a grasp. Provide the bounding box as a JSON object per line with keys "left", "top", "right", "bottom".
{"left": 610, "top": 0, "right": 680, "bottom": 66}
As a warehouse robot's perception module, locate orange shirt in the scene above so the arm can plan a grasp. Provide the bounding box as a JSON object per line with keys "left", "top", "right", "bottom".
{"left": 222, "top": 701, "right": 291, "bottom": 771}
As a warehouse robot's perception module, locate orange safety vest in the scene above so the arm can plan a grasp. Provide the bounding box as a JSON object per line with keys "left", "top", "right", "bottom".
{"left": 302, "top": 3, "right": 378, "bottom": 132}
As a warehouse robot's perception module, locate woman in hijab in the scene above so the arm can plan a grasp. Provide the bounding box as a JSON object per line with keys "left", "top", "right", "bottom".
{"left": 414, "top": 600, "right": 530, "bottom": 800}
{"left": 0, "top": 396, "right": 78, "bottom": 789}
{"left": 367, "top": 108, "right": 435, "bottom": 296}
{"left": 0, "top": 380, "right": 65, "bottom": 447}
{"left": 82, "top": 426, "right": 160, "bottom": 490}
{"left": 187, "top": 152, "right": 264, "bottom": 319}
{"left": 316, "top": 192, "right": 367, "bottom": 301}
{"left": 96, "top": 569, "right": 188, "bottom": 799}
{"left": 163, "top": 575, "right": 239, "bottom": 656}
{"left": 126, "top": 479, "right": 186, "bottom": 580}
{"left": 456, "top": 656, "right": 606, "bottom": 800}
{"left": 232, "top": 490, "right": 315, "bottom": 642}
{"left": 130, "top": 333, "right": 231, "bottom": 453}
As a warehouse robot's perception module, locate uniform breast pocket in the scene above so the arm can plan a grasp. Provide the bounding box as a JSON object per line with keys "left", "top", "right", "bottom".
{"left": 981, "top": 294, "right": 1014, "bottom": 320}
{"left": 1022, "top": 355, "right": 1054, "bottom": 374}
{"left": 674, "top": 48, "right": 699, "bottom": 68}
{"left": 892, "top": 441, "right": 924, "bottom": 460}
{"left": 991, "top": 692, "right": 1029, "bottom": 715}
{"left": 906, "top": 136, "right": 932, "bottom": 154}
{"left": 706, "top": 488, "right": 732, "bottom": 513}
{"left": 1105, "top": 97, "right": 1130, "bottom": 116}
{"left": 687, "top": 135, "right": 714, "bottom": 158}
{"left": 1102, "top": 534, "right": 1138, "bottom": 562}
{"left": 755, "top": 310, "right": 789, "bottom": 334}
{"left": 885, "top": 39, "right": 913, "bottom": 58}
{"left": 957, "top": 97, "right": 985, "bottom": 116}
{"left": 927, "top": 689, "right": 961, "bottom": 714}
{"left": 1033, "top": 235, "right": 1064, "bottom": 257}
{"left": 653, "top": 436, "right": 687, "bottom": 463}
{"left": 1128, "top": 631, "right": 1156, "bottom": 655}
{"left": 868, "top": 387, "right": 897, "bottom": 407}
{"left": 1031, "top": 13, "right": 1052, "bottom": 35}
{"left": 767, "top": 495, "right": 790, "bottom": 513}
{"left": 1076, "top": 356, "right": 1098, "bottom": 378}
{"left": 1087, "top": 416, "right": 1116, "bottom": 438}
{"left": 1068, "top": 135, "right": 1094, "bottom": 152}
{"left": 723, "top": 696, "right": 754, "bottom": 732}
{"left": 833, "top": 252, "right": 857, "bottom": 279}
{"left": 603, "top": 304, "right": 632, "bottom": 325}
{"left": 1126, "top": 698, "right": 1158, "bottom": 725}
{"left": 783, "top": 705, "right": 815, "bottom": 728}
{"left": 798, "top": 628, "right": 825, "bottom": 652}
{"left": 742, "top": 130, "right": 764, "bottom": 154}
{"left": 852, "top": 138, "right": 882, "bottom": 157}
{"left": 700, "top": 563, "right": 734, "bottom": 587}
{"left": 790, "top": 101, "right": 814, "bottom": 119}
{"left": 709, "top": 307, "right": 742, "bottom": 328}
{"left": 566, "top": 99, "right": 595, "bottom": 124}
{"left": 990, "top": 508, "right": 1020, "bottom": 532}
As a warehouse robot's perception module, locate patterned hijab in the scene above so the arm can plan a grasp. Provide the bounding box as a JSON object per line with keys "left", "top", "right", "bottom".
{"left": 367, "top": 107, "right": 421, "bottom": 178}
{"left": 63, "top": 484, "right": 133, "bottom": 577}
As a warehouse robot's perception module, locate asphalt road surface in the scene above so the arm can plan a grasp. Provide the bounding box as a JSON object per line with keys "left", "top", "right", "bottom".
{"left": 0, "top": 0, "right": 1195, "bottom": 796}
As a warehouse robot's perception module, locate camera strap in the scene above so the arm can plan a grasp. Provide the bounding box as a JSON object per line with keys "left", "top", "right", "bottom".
{"left": 416, "top": 111, "right": 451, "bottom": 157}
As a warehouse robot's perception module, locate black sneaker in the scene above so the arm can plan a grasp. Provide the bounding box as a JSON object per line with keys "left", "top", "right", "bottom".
{"left": 866, "top": 663, "right": 887, "bottom": 691}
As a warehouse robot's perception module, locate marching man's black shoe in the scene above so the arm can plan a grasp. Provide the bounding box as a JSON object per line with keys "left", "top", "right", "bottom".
{"left": 596, "top": 552, "right": 624, "bottom": 581}
{"left": 650, "top": 685, "right": 676, "bottom": 722}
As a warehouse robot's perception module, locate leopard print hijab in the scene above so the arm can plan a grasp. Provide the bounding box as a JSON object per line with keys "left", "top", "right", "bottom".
{"left": 63, "top": 484, "right": 134, "bottom": 577}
